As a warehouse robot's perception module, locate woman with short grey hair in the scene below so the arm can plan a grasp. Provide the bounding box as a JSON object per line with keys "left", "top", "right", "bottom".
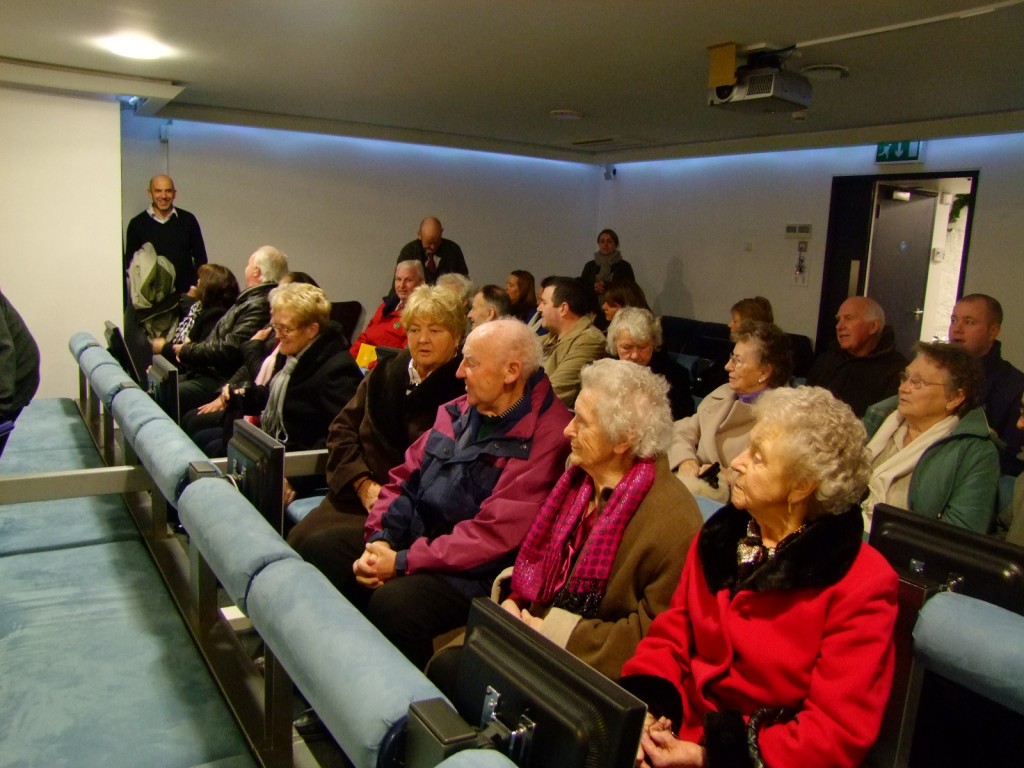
{"left": 670, "top": 320, "right": 792, "bottom": 501}
{"left": 494, "top": 358, "right": 703, "bottom": 680}
{"left": 607, "top": 307, "right": 694, "bottom": 420}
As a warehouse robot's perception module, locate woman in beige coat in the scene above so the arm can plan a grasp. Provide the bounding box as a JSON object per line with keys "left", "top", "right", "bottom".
{"left": 669, "top": 321, "right": 792, "bottom": 500}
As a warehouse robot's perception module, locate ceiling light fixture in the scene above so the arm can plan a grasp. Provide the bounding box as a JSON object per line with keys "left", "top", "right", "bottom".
{"left": 549, "top": 109, "right": 583, "bottom": 120}
{"left": 97, "top": 32, "right": 173, "bottom": 60}
{"left": 800, "top": 64, "right": 850, "bottom": 81}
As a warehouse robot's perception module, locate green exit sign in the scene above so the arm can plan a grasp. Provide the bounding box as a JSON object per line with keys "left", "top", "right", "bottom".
{"left": 875, "top": 141, "right": 922, "bottom": 163}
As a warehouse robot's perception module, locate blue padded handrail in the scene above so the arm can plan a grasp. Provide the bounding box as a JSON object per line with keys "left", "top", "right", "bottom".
{"left": 68, "top": 331, "right": 103, "bottom": 361}
{"left": 913, "top": 591, "right": 1024, "bottom": 716}
{"left": 178, "top": 478, "right": 300, "bottom": 613}
{"left": 247, "top": 558, "right": 447, "bottom": 768}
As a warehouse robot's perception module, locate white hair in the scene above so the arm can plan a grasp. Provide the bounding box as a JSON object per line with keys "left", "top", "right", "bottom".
{"left": 861, "top": 297, "right": 885, "bottom": 327}
{"left": 251, "top": 246, "right": 289, "bottom": 283}
{"left": 606, "top": 307, "right": 662, "bottom": 355}
{"left": 752, "top": 386, "right": 870, "bottom": 516}
{"left": 436, "top": 272, "right": 475, "bottom": 304}
{"left": 579, "top": 358, "right": 672, "bottom": 459}
{"left": 396, "top": 260, "right": 426, "bottom": 282}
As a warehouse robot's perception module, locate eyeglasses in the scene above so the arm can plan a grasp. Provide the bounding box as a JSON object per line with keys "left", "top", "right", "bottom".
{"left": 727, "top": 354, "right": 748, "bottom": 368}
{"left": 271, "top": 323, "right": 305, "bottom": 337}
{"left": 618, "top": 343, "right": 652, "bottom": 355}
{"left": 898, "top": 371, "right": 945, "bottom": 390}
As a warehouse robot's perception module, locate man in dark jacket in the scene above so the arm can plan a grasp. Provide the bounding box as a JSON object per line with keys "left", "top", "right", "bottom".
{"left": 175, "top": 245, "right": 288, "bottom": 413}
{"left": 396, "top": 216, "right": 468, "bottom": 285}
{"left": 297, "top": 318, "right": 571, "bottom": 667}
{"left": 949, "top": 293, "right": 1024, "bottom": 475}
{"left": 0, "top": 288, "right": 40, "bottom": 458}
{"left": 807, "top": 296, "right": 907, "bottom": 417}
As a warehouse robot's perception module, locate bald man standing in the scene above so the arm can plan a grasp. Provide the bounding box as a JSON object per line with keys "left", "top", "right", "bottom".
{"left": 397, "top": 216, "right": 468, "bottom": 285}
{"left": 124, "top": 174, "right": 207, "bottom": 300}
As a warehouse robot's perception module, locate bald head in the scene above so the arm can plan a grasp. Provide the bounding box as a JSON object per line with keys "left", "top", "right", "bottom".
{"left": 418, "top": 217, "right": 444, "bottom": 255}
{"left": 147, "top": 175, "right": 176, "bottom": 218}
{"left": 458, "top": 318, "right": 543, "bottom": 416}
{"left": 835, "top": 296, "right": 884, "bottom": 357}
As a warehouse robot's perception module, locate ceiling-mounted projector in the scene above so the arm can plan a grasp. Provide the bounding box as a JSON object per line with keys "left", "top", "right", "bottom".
{"left": 708, "top": 67, "right": 812, "bottom": 113}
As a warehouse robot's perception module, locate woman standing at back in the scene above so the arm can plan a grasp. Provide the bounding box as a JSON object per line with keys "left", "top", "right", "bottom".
{"left": 581, "top": 229, "right": 635, "bottom": 306}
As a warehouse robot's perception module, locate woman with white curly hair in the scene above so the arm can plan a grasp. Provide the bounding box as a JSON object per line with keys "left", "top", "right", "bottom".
{"left": 623, "top": 386, "right": 899, "bottom": 768}
{"left": 491, "top": 358, "right": 703, "bottom": 680}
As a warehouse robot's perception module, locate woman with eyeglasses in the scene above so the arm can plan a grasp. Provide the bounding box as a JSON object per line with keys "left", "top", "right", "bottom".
{"left": 186, "top": 282, "right": 361, "bottom": 461}
{"left": 244, "top": 282, "right": 361, "bottom": 447}
{"left": 668, "top": 321, "right": 792, "bottom": 501}
{"left": 861, "top": 341, "right": 998, "bottom": 533}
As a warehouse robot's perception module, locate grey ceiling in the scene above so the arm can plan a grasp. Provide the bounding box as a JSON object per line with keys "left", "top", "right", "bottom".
{"left": 2, "top": 0, "right": 1023, "bottom": 163}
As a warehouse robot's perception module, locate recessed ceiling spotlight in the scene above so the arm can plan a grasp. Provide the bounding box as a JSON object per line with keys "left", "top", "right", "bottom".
{"left": 800, "top": 64, "right": 850, "bottom": 81}
{"left": 97, "top": 32, "right": 173, "bottom": 60}
{"left": 550, "top": 109, "right": 584, "bottom": 120}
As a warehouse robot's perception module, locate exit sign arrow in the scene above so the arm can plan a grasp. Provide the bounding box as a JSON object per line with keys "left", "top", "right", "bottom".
{"left": 876, "top": 141, "right": 922, "bottom": 163}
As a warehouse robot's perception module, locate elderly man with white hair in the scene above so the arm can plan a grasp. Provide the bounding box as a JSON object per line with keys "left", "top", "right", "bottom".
{"left": 350, "top": 260, "right": 425, "bottom": 358}
{"left": 297, "top": 317, "right": 572, "bottom": 669}
{"left": 807, "top": 295, "right": 907, "bottom": 417}
{"left": 175, "top": 245, "right": 288, "bottom": 413}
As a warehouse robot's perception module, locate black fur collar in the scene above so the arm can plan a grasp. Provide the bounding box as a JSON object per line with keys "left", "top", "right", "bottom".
{"left": 699, "top": 503, "right": 864, "bottom": 595}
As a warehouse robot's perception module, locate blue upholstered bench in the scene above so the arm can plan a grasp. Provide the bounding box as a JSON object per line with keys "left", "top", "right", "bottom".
{"left": 57, "top": 331, "right": 521, "bottom": 768}
{"left": 286, "top": 493, "right": 326, "bottom": 525}
{"left": 0, "top": 398, "right": 254, "bottom": 767}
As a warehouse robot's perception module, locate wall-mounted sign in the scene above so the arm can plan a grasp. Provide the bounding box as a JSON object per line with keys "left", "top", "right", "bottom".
{"left": 875, "top": 141, "right": 922, "bottom": 163}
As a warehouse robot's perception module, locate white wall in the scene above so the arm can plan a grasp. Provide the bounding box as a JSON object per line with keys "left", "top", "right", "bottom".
{"left": 600, "top": 134, "right": 1024, "bottom": 363}
{"left": 122, "top": 114, "right": 1024, "bottom": 365}
{"left": 0, "top": 87, "right": 122, "bottom": 399}
{"left": 121, "top": 114, "right": 601, "bottom": 323}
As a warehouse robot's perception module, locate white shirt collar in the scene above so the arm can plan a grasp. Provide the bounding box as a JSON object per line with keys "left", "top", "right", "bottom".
{"left": 146, "top": 205, "right": 178, "bottom": 223}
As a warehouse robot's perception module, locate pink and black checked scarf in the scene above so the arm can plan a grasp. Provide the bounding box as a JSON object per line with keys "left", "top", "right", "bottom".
{"left": 511, "top": 459, "right": 656, "bottom": 618}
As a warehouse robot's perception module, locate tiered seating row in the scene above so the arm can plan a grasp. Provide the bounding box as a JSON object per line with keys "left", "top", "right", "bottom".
{"left": 45, "top": 332, "right": 511, "bottom": 768}
{"left": 0, "top": 396, "right": 254, "bottom": 768}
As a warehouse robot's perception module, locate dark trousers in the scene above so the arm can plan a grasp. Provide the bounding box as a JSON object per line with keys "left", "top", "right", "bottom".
{"left": 178, "top": 373, "right": 225, "bottom": 415}
{"left": 182, "top": 407, "right": 230, "bottom": 457}
{"left": 296, "top": 513, "right": 473, "bottom": 669}
{"left": 0, "top": 409, "right": 22, "bottom": 460}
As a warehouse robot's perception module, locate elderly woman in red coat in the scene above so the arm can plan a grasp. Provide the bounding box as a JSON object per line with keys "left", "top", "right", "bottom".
{"left": 621, "top": 386, "right": 899, "bottom": 768}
